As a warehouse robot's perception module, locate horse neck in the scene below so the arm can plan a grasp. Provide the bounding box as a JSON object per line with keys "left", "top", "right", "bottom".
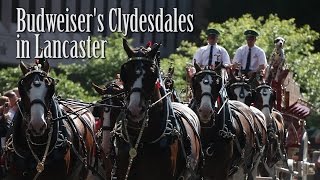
{"left": 140, "top": 86, "right": 169, "bottom": 142}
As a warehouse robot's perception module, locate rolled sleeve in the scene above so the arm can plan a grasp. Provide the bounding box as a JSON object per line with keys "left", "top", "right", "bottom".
{"left": 221, "top": 48, "right": 231, "bottom": 65}
{"left": 233, "top": 48, "right": 242, "bottom": 64}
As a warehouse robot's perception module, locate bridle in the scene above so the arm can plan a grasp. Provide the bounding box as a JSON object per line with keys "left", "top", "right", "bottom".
{"left": 18, "top": 70, "right": 55, "bottom": 136}
{"left": 255, "top": 84, "right": 274, "bottom": 113}
{"left": 192, "top": 70, "right": 221, "bottom": 110}
{"left": 113, "top": 57, "right": 174, "bottom": 180}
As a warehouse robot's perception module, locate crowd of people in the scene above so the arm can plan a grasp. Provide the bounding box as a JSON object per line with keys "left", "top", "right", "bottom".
{"left": 0, "top": 88, "right": 20, "bottom": 176}
{"left": 0, "top": 88, "right": 19, "bottom": 152}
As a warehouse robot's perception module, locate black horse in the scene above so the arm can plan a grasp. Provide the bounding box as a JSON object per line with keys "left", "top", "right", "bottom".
{"left": 108, "top": 39, "right": 202, "bottom": 180}
{"left": 4, "top": 61, "right": 97, "bottom": 180}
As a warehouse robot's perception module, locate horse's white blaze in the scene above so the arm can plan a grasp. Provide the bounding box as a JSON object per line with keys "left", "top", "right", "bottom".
{"left": 234, "top": 87, "right": 250, "bottom": 103}
{"left": 127, "top": 69, "right": 145, "bottom": 118}
{"left": 29, "top": 80, "right": 48, "bottom": 133}
{"left": 259, "top": 88, "right": 273, "bottom": 125}
{"left": 198, "top": 75, "right": 213, "bottom": 122}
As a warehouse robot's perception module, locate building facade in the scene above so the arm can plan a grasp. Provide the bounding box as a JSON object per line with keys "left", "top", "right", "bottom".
{"left": 0, "top": 0, "right": 197, "bottom": 66}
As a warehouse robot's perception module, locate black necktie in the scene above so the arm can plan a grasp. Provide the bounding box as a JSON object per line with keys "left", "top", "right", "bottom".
{"left": 245, "top": 48, "right": 251, "bottom": 72}
{"left": 208, "top": 45, "right": 213, "bottom": 66}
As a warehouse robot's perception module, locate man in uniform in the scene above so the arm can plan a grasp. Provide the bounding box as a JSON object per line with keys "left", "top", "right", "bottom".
{"left": 233, "top": 29, "right": 267, "bottom": 79}
{"left": 192, "top": 28, "right": 231, "bottom": 70}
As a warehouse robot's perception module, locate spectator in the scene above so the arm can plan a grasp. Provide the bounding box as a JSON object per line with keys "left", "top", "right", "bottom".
{"left": 3, "top": 90, "right": 19, "bottom": 124}
{"left": 0, "top": 96, "right": 10, "bottom": 154}
{"left": 12, "top": 87, "right": 20, "bottom": 99}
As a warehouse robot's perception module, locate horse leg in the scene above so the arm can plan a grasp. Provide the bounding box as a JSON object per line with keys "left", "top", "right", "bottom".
{"left": 247, "top": 152, "right": 263, "bottom": 180}
{"left": 229, "top": 167, "right": 246, "bottom": 180}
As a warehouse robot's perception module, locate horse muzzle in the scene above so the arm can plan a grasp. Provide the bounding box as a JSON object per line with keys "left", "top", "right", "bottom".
{"left": 28, "top": 120, "right": 47, "bottom": 136}
{"left": 127, "top": 105, "right": 146, "bottom": 122}
{"left": 197, "top": 106, "right": 213, "bottom": 123}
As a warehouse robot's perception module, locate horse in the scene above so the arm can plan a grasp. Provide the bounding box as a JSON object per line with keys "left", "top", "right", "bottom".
{"left": 253, "top": 84, "right": 286, "bottom": 178}
{"left": 162, "top": 66, "right": 181, "bottom": 103}
{"left": 108, "top": 39, "right": 202, "bottom": 180}
{"left": 92, "top": 81, "right": 125, "bottom": 179}
{"left": 4, "top": 61, "right": 97, "bottom": 180}
{"left": 227, "top": 75, "right": 253, "bottom": 106}
{"left": 227, "top": 74, "right": 285, "bottom": 178}
{"left": 190, "top": 63, "right": 266, "bottom": 180}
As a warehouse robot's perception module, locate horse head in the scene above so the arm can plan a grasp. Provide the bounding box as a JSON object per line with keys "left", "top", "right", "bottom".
{"left": 93, "top": 82, "right": 124, "bottom": 128}
{"left": 18, "top": 60, "right": 55, "bottom": 136}
{"left": 191, "top": 63, "right": 222, "bottom": 123}
{"left": 227, "top": 75, "right": 253, "bottom": 106}
{"left": 254, "top": 84, "right": 276, "bottom": 124}
{"left": 121, "top": 39, "right": 161, "bottom": 122}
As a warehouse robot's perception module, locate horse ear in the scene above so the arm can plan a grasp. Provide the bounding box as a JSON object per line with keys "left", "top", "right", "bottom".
{"left": 169, "top": 67, "right": 174, "bottom": 76}
{"left": 148, "top": 43, "right": 160, "bottom": 59}
{"left": 123, "top": 38, "right": 134, "bottom": 58}
{"left": 42, "top": 59, "right": 50, "bottom": 73}
{"left": 194, "top": 62, "right": 202, "bottom": 73}
{"left": 92, "top": 83, "right": 106, "bottom": 95}
{"left": 20, "top": 61, "right": 29, "bottom": 75}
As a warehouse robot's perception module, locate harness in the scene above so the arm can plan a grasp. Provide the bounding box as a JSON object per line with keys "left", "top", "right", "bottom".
{"left": 5, "top": 97, "right": 104, "bottom": 180}
{"left": 111, "top": 86, "right": 200, "bottom": 180}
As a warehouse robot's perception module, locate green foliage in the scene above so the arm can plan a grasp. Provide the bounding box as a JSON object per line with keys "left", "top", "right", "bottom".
{"left": 209, "top": 14, "right": 320, "bottom": 108}
{"left": 59, "top": 33, "right": 128, "bottom": 95}
{"left": 0, "top": 66, "right": 95, "bottom": 102}
{"left": 205, "top": 14, "right": 319, "bottom": 61}
{"left": 306, "top": 111, "right": 320, "bottom": 128}
{"left": 160, "top": 41, "right": 198, "bottom": 101}
{"left": 0, "top": 66, "right": 22, "bottom": 93}
{"left": 50, "top": 71, "right": 98, "bottom": 102}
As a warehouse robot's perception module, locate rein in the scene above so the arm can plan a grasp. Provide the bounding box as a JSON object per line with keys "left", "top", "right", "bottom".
{"left": 111, "top": 88, "right": 172, "bottom": 180}
{"left": 14, "top": 99, "right": 56, "bottom": 179}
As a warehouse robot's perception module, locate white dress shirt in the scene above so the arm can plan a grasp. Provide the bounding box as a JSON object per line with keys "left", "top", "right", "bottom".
{"left": 233, "top": 45, "right": 267, "bottom": 71}
{"left": 193, "top": 43, "right": 231, "bottom": 67}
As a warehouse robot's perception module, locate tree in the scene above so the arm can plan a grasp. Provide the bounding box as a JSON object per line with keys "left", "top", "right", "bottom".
{"left": 0, "top": 66, "right": 95, "bottom": 102}
{"left": 160, "top": 41, "right": 198, "bottom": 101}
{"left": 162, "top": 14, "right": 320, "bottom": 109}
{"left": 59, "top": 33, "right": 128, "bottom": 96}
{"left": 207, "top": 14, "right": 320, "bottom": 108}
{"left": 0, "top": 66, "right": 21, "bottom": 93}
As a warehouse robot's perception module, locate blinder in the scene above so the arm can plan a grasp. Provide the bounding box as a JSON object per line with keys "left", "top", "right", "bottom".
{"left": 18, "top": 70, "right": 55, "bottom": 114}
{"left": 229, "top": 82, "right": 252, "bottom": 103}
{"left": 191, "top": 70, "right": 222, "bottom": 106}
{"left": 120, "top": 58, "right": 159, "bottom": 97}
{"left": 255, "top": 84, "right": 274, "bottom": 110}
